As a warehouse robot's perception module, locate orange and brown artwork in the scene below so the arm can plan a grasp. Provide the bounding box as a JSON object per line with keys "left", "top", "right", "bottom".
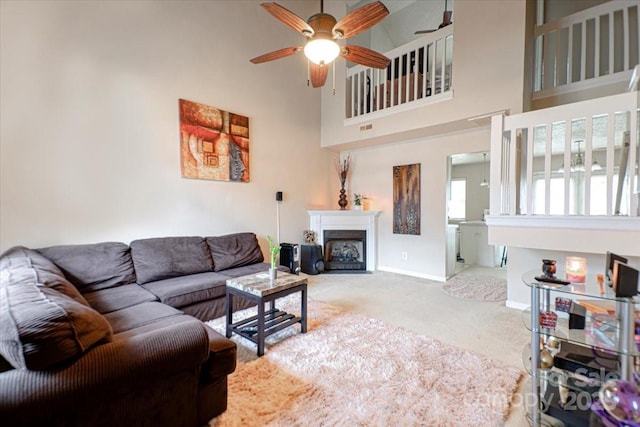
{"left": 179, "top": 99, "right": 250, "bottom": 182}
{"left": 393, "top": 163, "right": 420, "bottom": 235}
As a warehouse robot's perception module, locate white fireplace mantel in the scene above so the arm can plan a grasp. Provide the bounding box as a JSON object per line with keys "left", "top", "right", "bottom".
{"left": 308, "top": 210, "right": 381, "bottom": 271}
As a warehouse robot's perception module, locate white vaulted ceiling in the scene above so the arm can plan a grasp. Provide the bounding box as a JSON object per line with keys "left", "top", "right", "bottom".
{"left": 346, "top": 0, "right": 453, "bottom": 52}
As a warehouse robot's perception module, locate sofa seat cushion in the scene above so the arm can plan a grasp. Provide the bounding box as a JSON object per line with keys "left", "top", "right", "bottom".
{"left": 206, "top": 233, "right": 264, "bottom": 272}
{"left": 83, "top": 284, "right": 158, "bottom": 314}
{"left": 103, "top": 302, "right": 182, "bottom": 334}
{"left": 141, "top": 272, "right": 228, "bottom": 309}
{"left": 1, "top": 246, "right": 89, "bottom": 305}
{"left": 0, "top": 279, "right": 113, "bottom": 370}
{"left": 37, "top": 242, "right": 136, "bottom": 292}
{"left": 111, "top": 314, "right": 200, "bottom": 341}
{"left": 218, "top": 262, "right": 272, "bottom": 278}
{"left": 130, "top": 236, "right": 214, "bottom": 284}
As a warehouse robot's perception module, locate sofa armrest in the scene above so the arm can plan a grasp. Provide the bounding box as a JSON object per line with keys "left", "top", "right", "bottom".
{"left": 0, "top": 319, "right": 210, "bottom": 421}
{"left": 201, "top": 323, "right": 237, "bottom": 382}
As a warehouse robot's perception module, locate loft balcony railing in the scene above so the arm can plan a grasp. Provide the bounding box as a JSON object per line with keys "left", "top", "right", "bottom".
{"left": 345, "top": 25, "right": 453, "bottom": 121}
{"left": 490, "top": 90, "right": 639, "bottom": 222}
{"left": 534, "top": 0, "right": 639, "bottom": 100}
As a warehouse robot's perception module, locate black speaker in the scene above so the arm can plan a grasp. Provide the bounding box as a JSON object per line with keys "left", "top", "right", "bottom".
{"left": 568, "top": 303, "right": 586, "bottom": 329}
{"left": 613, "top": 261, "right": 639, "bottom": 297}
{"left": 301, "top": 244, "right": 324, "bottom": 275}
{"left": 279, "top": 243, "right": 299, "bottom": 274}
{"left": 275, "top": 191, "right": 283, "bottom": 202}
{"left": 606, "top": 251, "right": 628, "bottom": 286}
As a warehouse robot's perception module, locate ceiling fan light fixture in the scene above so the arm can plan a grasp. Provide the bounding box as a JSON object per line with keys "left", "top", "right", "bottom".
{"left": 304, "top": 38, "right": 340, "bottom": 65}
{"left": 253, "top": 1, "right": 389, "bottom": 87}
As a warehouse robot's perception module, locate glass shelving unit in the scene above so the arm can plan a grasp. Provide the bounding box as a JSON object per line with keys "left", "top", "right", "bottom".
{"left": 522, "top": 270, "right": 638, "bottom": 426}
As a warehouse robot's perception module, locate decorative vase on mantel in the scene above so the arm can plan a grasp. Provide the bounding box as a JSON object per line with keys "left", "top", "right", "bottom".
{"left": 336, "top": 154, "right": 351, "bottom": 211}
{"left": 338, "top": 185, "right": 348, "bottom": 210}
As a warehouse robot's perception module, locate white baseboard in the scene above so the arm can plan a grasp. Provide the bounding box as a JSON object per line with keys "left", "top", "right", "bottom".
{"left": 505, "top": 300, "right": 528, "bottom": 310}
{"left": 377, "top": 265, "right": 447, "bottom": 282}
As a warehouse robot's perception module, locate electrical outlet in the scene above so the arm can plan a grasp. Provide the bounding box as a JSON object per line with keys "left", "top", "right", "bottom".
{"left": 401, "top": 252, "right": 408, "bottom": 260}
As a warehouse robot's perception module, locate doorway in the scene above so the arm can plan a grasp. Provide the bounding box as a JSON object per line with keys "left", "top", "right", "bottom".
{"left": 445, "top": 151, "right": 496, "bottom": 278}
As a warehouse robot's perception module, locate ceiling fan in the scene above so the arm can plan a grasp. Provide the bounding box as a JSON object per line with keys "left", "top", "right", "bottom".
{"left": 250, "top": 0, "right": 392, "bottom": 88}
{"left": 415, "top": 0, "right": 452, "bottom": 34}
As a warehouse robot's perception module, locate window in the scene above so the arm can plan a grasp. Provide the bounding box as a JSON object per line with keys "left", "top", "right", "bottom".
{"left": 531, "top": 171, "right": 629, "bottom": 215}
{"left": 449, "top": 179, "right": 466, "bottom": 219}
{"left": 533, "top": 176, "right": 572, "bottom": 215}
{"left": 591, "top": 174, "right": 629, "bottom": 215}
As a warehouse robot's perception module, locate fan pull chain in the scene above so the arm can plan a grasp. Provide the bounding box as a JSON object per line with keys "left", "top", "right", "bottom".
{"left": 307, "top": 60, "right": 310, "bottom": 87}
{"left": 332, "top": 61, "right": 336, "bottom": 95}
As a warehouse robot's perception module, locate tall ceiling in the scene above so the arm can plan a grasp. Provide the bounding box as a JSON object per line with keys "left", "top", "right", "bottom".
{"left": 346, "top": 0, "right": 454, "bottom": 53}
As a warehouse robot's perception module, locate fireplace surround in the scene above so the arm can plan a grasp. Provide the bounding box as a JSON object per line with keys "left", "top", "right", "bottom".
{"left": 308, "top": 210, "right": 381, "bottom": 271}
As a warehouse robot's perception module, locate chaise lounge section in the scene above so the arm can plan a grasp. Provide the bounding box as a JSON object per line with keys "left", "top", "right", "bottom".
{"left": 0, "top": 232, "right": 277, "bottom": 426}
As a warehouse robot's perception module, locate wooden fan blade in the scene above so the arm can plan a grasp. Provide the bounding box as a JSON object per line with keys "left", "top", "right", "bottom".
{"left": 309, "top": 63, "right": 328, "bottom": 88}
{"left": 250, "top": 47, "right": 302, "bottom": 64}
{"left": 261, "top": 3, "right": 314, "bottom": 36}
{"left": 341, "top": 45, "right": 390, "bottom": 69}
{"left": 443, "top": 11, "right": 453, "bottom": 25}
{"left": 415, "top": 10, "right": 453, "bottom": 35}
{"left": 332, "top": 1, "right": 388, "bottom": 39}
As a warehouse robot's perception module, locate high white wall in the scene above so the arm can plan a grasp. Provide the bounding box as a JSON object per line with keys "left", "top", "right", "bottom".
{"left": 345, "top": 127, "right": 491, "bottom": 281}
{"left": 313, "top": 0, "right": 528, "bottom": 280}
{"left": 0, "top": 0, "right": 334, "bottom": 253}
{"left": 320, "top": 0, "right": 528, "bottom": 149}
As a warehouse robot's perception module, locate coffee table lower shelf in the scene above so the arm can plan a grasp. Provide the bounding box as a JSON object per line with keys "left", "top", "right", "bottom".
{"left": 228, "top": 308, "right": 302, "bottom": 343}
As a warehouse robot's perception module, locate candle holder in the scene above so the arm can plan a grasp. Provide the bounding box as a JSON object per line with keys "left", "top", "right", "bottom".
{"left": 542, "top": 259, "right": 557, "bottom": 278}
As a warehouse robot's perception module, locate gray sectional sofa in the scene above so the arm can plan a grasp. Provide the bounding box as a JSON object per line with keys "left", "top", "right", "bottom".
{"left": 0, "top": 232, "right": 278, "bottom": 426}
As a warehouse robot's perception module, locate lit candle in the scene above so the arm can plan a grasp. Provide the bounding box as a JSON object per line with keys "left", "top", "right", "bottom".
{"left": 566, "top": 257, "right": 587, "bottom": 283}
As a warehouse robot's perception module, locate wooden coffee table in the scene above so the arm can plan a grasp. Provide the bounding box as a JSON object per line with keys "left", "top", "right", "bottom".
{"left": 225, "top": 271, "right": 307, "bottom": 356}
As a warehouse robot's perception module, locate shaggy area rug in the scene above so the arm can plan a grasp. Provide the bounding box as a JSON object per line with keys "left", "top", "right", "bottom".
{"left": 207, "top": 296, "right": 521, "bottom": 426}
{"left": 442, "top": 274, "right": 508, "bottom": 302}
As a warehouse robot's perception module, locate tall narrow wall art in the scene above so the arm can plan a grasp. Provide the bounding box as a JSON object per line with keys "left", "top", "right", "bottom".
{"left": 393, "top": 163, "right": 420, "bottom": 235}
{"left": 179, "top": 99, "right": 250, "bottom": 182}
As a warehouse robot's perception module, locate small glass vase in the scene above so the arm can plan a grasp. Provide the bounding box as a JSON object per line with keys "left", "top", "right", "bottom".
{"left": 269, "top": 267, "right": 277, "bottom": 282}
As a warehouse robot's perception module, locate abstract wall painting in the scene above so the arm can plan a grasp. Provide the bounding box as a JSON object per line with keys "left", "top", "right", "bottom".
{"left": 179, "top": 99, "right": 250, "bottom": 182}
{"left": 393, "top": 163, "right": 421, "bottom": 235}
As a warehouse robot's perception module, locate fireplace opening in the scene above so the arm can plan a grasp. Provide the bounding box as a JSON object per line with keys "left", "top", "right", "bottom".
{"left": 323, "top": 230, "right": 366, "bottom": 271}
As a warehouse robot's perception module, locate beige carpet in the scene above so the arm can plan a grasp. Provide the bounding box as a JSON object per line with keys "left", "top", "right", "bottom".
{"left": 207, "top": 295, "right": 522, "bottom": 426}
{"left": 442, "top": 274, "right": 508, "bottom": 302}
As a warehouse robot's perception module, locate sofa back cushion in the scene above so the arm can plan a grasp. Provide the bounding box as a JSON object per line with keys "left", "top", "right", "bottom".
{"left": 130, "top": 236, "right": 214, "bottom": 284}
{"left": 1, "top": 246, "right": 89, "bottom": 305}
{"left": 0, "top": 266, "right": 113, "bottom": 370}
{"left": 37, "top": 242, "right": 136, "bottom": 292}
{"left": 206, "top": 232, "right": 264, "bottom": 272}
